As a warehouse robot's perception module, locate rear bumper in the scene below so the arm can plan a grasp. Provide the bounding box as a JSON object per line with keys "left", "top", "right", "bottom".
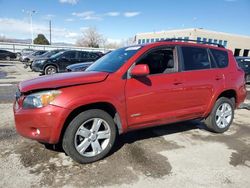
{"left": 236, "top": 85, "right": 247, "bottom": 108}
{"left": 14, "top": 104, "right": 71, "bottom": 144}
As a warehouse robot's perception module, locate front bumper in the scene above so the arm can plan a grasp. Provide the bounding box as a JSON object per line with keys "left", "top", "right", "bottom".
{"left": 31, "top": 64, "right": 43, "bottom": 72}
{"left": 14, "top": 104, "right": 71, "bottom": 144}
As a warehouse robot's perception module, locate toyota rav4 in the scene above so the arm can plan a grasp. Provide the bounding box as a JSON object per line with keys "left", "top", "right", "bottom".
{"left": 14, "top": 40, "right": 247, "bottom": 163}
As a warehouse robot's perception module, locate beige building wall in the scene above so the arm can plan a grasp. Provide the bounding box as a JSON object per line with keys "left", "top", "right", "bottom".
{"left": 135, "top": 28, "right": 250, "bottom": 57}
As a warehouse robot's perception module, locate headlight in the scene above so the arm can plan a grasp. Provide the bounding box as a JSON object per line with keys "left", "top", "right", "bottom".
{"left": 23, "top": 90, "right": 61, "bottom": 109}
{"left": 35, "top": 60, "right": 45, "bottom": 64}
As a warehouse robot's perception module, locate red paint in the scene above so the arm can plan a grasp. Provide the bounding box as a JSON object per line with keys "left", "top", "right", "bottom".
{"left": 14, "top": 42, "right": 247, "bottom": 144}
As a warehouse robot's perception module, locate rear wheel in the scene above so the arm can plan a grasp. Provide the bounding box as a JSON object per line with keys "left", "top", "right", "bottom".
{"left": 205, "top": 97, "right": 234, "bottom": 133}
{"left": 44, "top": 65, "right": 57, "bottom": 75}
{"left": 62, "top": 109, "right": 117, "bottom": 164}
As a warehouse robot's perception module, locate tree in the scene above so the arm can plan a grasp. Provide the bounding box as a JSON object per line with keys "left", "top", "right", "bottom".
{"left": 33, "top": 34, "right": 50, "bottom": 45}
{"left": 76, "top": 27, "right": 103, "bottom": 48}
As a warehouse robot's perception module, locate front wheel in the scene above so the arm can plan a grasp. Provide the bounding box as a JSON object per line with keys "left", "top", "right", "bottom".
{"left": 205, "top": 97, "right": 234, "bottom": 133}
{"left": 62, "top": 109, "right": 117, "bottom": 164}
{"left": 44, "top": 65, "right": 57, "bottom": 75}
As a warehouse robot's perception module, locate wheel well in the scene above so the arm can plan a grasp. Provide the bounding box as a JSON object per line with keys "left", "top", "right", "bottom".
{"left": 217, "top": 89, "right": 237, "bottom": 104}
{"left": 44, "top": 64, "right": 58, "bottom": 72}
{"left": 59, "top": 102, "right": 121, "bottom": 144}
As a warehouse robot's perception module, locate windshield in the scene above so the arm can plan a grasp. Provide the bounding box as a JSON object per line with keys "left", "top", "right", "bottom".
{"left": 86, "top": 46, "right": 141, "bottom": 73}
{"left": 50, "top": 51, "right": 64, "bottom": 59}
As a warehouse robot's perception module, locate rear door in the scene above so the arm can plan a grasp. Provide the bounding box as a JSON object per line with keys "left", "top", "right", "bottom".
{"left": 176, "top": 46, "right": 224, "bottom": 117}
{"left": 79, "top": 51, "right": 91, "bottom": 63}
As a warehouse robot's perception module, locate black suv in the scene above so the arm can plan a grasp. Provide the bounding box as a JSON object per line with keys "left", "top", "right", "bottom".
{"left": 32, "top": 50, "right": 101, "bottom": 75}
{"left": 236, "top": 57, "right": 250, "bottom": 83}
{"left": 0, "top": 50, "right": 16, "bottom": 60}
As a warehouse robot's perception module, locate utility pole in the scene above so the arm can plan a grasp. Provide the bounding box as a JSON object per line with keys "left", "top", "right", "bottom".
{"left": 49, "top": 20, "right": 52, "bottom": 45}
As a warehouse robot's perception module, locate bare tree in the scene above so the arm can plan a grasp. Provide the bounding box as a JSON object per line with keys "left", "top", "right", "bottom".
{"left": 76, "top": 27, "right": 103, "bottom": 48}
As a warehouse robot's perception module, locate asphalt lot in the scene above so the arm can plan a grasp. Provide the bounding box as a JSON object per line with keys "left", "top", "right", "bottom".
{"left": 0, "top": 60, "right": 250, "bottom": 188}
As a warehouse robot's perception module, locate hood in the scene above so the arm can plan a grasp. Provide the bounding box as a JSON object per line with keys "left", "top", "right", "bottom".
{"left": 19, "top": 71, "right": 109, "bottom": 93}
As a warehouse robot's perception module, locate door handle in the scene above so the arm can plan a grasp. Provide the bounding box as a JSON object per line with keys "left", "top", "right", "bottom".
{"left": 215, "top": 75, "right": 223, "bottom": 80}
{"left": 173, "top": 80, "right": 183, "bottom": 85}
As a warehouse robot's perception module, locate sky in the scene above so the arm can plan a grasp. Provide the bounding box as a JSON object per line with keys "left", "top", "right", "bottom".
{"left": 0, "top": 0, "right": 250, "bottom": 44}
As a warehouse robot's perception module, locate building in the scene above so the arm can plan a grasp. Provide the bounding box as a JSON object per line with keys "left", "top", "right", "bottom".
{"left": 135, "top": 28, "right": 250, "bottom": 57}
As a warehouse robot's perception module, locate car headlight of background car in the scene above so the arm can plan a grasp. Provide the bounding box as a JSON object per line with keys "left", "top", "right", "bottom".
{"left": 23, "top": 90, "right": 61, "bottom": 109}
{"left": 34, "top": 59, "right": 46, "bottom": 64}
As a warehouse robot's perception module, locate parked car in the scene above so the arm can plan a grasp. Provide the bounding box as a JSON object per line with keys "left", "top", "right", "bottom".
{"left": 14, "top": 40, "right": 247, "bottom": 164}
{"left": 21, "top": 50, "right": 47, "bottom": 63}
{"left": 0, "top": 50, "right": 17, "bottom": 60}
{"left": 17, "top": 48, "right": 34, "bottom": 56}
{"left": 32, "top": 50, "right": 102, "bottom": 75}
{"left": 66, "top": 62, "right": 93, "bottom": 72}
{"left": 18, "top": 49, "right": 35, "bottom": 61}
{"left": 24, "top": 50, "right": 65, "bottom": 69}
{"left": 235, "top": 56, "right": 250, "bottom": 83}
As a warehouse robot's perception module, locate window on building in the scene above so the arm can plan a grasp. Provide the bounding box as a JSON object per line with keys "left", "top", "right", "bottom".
{"left": 197, "top": 37, "right": 201, "bottom": 43}
{"left": 208, "top": 39, "right": 213, "bottom": 43}
{"left": 234, "top": 49, "right": 241, "bottom": 56}
{"left": 214, "top": 39, "right": 218, "bottom": 44}
{"left": 219, "top": 40, "right": 223, "bottom": 45}
{"left": 138, "top": 39, "right": 141, "bottom": 44}
{"left": 210, "top": 49, "right": 229, "bottom": 68}
{"left": 181, "top": 47, "right": 211, "bottom": 71}
{"left": 184, "top": 37, "right": 189, "bottom": 41}
{"left": 146, "top": 39, "right": 150, "bottom": 43}
{"left": 203, "top": 38, "right": 207, "bottom": 43}
{"left": 178, "top": 37, "right": 182, "bottom": 41}
{"left": 151, "top": 38, "right": 155, "bottom": 43}
{"left": 223, "top": 41, "right": 228, "bottom": 47}
{"left": 155, "top": 38, "right": 159, "bottom": 42}
{"left": 142, "top": 39, "right": 145, "bottom": 44}
{"left": 161, "top": 38, "right": 165, "bottom": 41}
{"left": 243, "top": 49, "right": 249, "bottom": 57}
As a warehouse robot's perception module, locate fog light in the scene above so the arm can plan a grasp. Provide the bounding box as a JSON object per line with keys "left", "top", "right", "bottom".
{"left": 32, "top": 128, "right": 40, "bottom": 136}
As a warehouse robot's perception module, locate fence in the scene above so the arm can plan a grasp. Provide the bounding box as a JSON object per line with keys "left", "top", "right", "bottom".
{"left": 0, "top": 42, "right": 111, "bottom": 53}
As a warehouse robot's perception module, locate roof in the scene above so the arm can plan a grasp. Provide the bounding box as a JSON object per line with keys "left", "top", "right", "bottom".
{"left": 136, "top": 28, "right": 250, "bottom": 39}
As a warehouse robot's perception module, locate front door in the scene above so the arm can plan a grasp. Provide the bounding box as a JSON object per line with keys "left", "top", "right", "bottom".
{"left": 125, "top": 46, "right": 185, "bottom": 128}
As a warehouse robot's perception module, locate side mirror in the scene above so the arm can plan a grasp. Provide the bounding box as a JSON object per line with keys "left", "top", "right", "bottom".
{"left": 130, "top": 64, "right": 149, "bottom": 77}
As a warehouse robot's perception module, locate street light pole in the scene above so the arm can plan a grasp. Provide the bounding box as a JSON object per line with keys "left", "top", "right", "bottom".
{"left": 49, "top": 20, "right": 52, "bottom": 45}
{"left": 23, "top": 10, "right": 36, "bottom": 45}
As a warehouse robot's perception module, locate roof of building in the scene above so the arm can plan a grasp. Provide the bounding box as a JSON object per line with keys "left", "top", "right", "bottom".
{"left": 136, "top": 28, "right": 250, "bottom": 39}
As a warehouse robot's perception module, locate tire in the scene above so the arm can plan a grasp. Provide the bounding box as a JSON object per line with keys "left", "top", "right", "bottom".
{"left": 205, "top": 97, "right": 234, "bottom": 133}
{"left": 62, "top": 109, "right": 117, "bottom": 164}
{"left": 44, "top": 65, "right": 57, "bottom": 75}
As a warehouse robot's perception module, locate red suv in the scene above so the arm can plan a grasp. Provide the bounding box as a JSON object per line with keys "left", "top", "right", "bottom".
{"left": 14, "top": 41, "right": 247, "bottom": 163}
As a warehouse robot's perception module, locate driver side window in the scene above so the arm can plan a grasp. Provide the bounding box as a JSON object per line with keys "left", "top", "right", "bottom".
{"left": 136, "top": 47, "right": 176, "bottom": 75}
{"left": 63, "top": 51, "right": 76, "bottom": 59}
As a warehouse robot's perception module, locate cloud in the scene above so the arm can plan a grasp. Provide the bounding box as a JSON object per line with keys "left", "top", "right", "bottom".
{"left": 105, "top": 12, "right": 120, "bottom": 17}
{"left": 42, "top": 14, "right": 55, "bottom": 20}
{"left": 59, "top": 0, "right": 79, "bottom": 5}
{"left": 65, "top": 18, "right": 74, "bottom": 22}
{"left": 72, "top": 11, "right": 102, "bottom": 20}
{"left": 0, "top": 17, "right": 80, "bottom": 43}
{"left": 124, "top": 12, "right": 141, "bottom": 17}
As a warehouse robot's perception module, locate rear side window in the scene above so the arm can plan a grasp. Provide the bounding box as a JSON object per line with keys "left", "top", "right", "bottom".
{"left": 210, "top": 49, "right": 228, "bottom": 68}
{"left": 181, "top": 47, "right": 210, "bottom": 71}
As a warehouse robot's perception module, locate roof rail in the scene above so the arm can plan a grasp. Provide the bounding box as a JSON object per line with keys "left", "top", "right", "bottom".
{"left": 163, "top": 38, "right": 225, "bottom": 48}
